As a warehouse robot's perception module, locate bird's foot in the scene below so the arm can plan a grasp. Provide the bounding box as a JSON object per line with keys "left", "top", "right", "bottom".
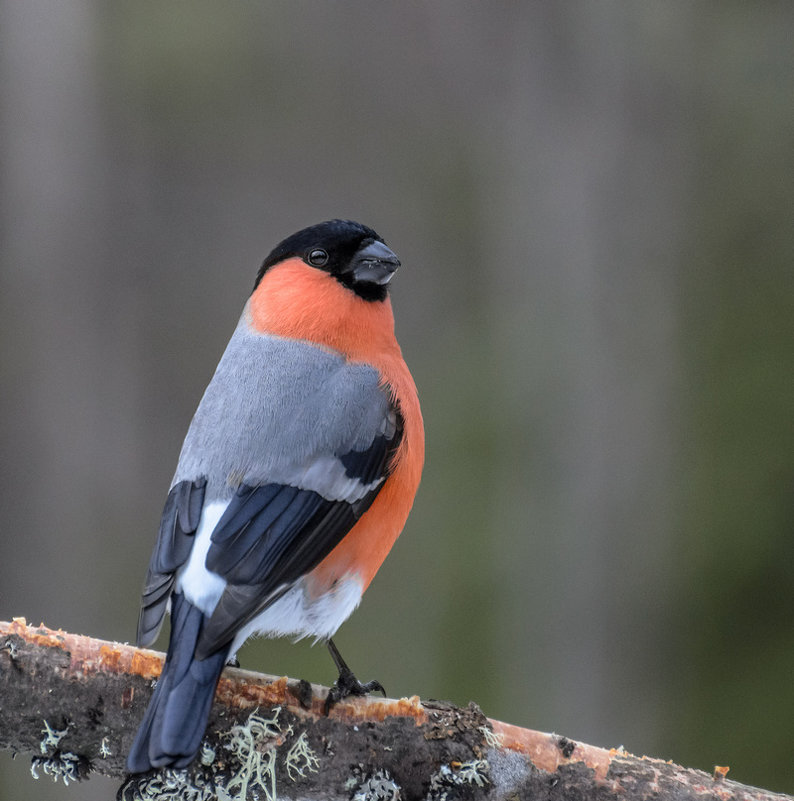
{"left": 324, "top": 637, "right": 386, "bottom": 714}
{"left": 324, "top": 669, "right": 386, "bottom": 714}
{"left": 226, "top": 656, "right": 241, "bottom": 668}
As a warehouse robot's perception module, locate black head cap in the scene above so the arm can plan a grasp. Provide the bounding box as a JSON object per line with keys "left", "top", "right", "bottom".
{"left": 254, "top": 219, "right": 400, "bottom": 302}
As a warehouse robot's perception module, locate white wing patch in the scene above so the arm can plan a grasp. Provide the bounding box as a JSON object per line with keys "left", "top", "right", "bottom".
{"left": 175, "top": 500, "right": 228, "bottom": 616}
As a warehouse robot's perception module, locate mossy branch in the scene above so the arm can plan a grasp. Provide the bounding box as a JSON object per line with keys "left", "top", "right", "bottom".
{"left": 0, "top": 618, "right": 789, "bottom": 801}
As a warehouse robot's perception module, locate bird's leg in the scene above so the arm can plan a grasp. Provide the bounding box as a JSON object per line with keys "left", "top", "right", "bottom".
{"left": 324, "top": 638, "right": 386, "bottom": 714}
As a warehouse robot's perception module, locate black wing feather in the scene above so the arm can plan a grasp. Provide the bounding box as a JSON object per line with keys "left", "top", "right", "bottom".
{"left": 207, "top": 485, "right": 326, "bottom": 582}
{"left": 137, "top": 478, "right": 207, "bottom": 647}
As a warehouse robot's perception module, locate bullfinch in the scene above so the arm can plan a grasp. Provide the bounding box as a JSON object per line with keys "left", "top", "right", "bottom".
{"left": 126, "top": 220, "right": 424, "bottom": 774}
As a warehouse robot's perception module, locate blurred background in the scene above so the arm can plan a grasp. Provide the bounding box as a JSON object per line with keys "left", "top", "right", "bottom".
{"left": 1, "top": 2, "right": 793, "bottom": 798}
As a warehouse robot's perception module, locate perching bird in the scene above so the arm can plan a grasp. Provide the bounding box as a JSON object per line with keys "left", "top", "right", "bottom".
{"left": 126, "top": 220, "right": 424, "bottom": 774}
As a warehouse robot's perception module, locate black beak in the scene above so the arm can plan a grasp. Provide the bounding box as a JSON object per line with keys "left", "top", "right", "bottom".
{"left": 349, "top": 241, "right": 401, "bottom": 285}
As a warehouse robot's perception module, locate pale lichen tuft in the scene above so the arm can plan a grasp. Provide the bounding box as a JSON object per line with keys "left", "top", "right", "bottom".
{"left": 427, "top": 759, "right": 490, "bottom": 801}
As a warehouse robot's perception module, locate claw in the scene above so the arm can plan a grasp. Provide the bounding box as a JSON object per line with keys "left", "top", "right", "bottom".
{"left": 324, "top": 639, "right": 386, "bottom": 714}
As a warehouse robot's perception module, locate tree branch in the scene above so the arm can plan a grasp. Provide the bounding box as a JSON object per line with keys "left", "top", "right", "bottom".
{"left": 0, "top": 618, "right": 788, "bottom": 800}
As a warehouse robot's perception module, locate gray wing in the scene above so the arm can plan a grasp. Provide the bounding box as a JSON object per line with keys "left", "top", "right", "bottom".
{"left": 136, "top": 316, "right": 399, "bottom": 651}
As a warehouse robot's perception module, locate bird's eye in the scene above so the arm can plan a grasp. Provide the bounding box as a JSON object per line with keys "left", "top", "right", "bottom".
{"left": 307, "top": 248, "right": 329, "bottom": 267}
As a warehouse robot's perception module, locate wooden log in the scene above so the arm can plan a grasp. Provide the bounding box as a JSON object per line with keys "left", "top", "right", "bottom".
{"left": 0, "top": 618, "right": 787, "bottom": 800}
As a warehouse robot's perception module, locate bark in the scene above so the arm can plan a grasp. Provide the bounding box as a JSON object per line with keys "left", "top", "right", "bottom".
{"left": 0, "top": 618, "right": 788, "bottom": 801}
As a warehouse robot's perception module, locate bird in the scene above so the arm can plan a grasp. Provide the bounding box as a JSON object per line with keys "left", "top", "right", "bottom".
{"left": 126, "top": 219, "right": 424, "bottom": 774}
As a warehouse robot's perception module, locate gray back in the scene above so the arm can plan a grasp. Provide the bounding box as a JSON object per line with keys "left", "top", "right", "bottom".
{"left": 172, "top": 312, "right": 392, "bottom": 504}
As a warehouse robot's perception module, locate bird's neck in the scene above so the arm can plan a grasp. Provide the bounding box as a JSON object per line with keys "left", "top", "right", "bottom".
{"left": 246, "top": 258, "right": 400, "bottom": 366}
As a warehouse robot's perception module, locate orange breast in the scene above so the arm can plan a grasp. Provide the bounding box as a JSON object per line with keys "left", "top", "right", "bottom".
{"left": 248, "top": 259, "right": 425, "bottom": 593}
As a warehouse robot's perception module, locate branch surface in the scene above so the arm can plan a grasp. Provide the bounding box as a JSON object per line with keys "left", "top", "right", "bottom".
{"left": 0, "top": 618, "right": 789, "bottom": 801}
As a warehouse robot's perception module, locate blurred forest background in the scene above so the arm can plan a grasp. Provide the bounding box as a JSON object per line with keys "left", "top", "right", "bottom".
{"left": 1, "top": 2, "right": 793, "bottom": 799}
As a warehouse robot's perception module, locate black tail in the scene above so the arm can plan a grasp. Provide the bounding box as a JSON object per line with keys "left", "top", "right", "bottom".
{"left": 126, "top": 593, "right": 229, "bottom": 774}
